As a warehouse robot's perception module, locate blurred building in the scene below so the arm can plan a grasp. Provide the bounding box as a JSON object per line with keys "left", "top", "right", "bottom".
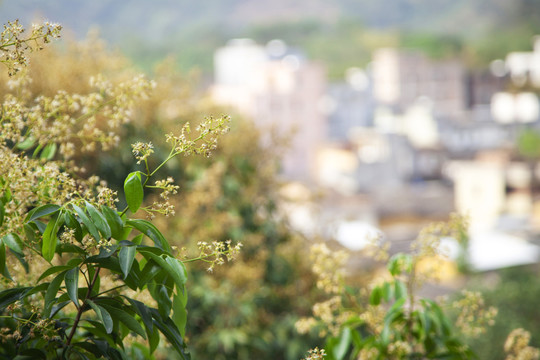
{"left": 325, "top": 67, "right": 374, "bottom": 141}
{"left": 465, "top": 69, "right": 506, "bottom": 117}
{"left": 372, "top": 48, "right": 467, "bottom": 117}
{"left": 450, "top": 160, "right": 506, "bottom": 229}
{"left": 491, "top": 92, "right": 540, "bottom": 124}
{"left": 505, "top": 36, "right": 540, "bottom": 87}
{"left": 211, "top": 39, "right": 327, "bottom": 181}
{"left": 448, "top": 154, "right": 535, "bottom": 228}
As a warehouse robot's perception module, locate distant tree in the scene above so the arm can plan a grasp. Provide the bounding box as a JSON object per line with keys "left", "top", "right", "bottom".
{"left": 518, "top": 129, "right": 540, "bottom": 160}
{"left": 517, "top": 128, "right": 540, "bottom": 195}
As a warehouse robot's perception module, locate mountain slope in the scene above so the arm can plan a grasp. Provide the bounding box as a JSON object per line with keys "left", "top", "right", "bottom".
{"left": 1, "top": 0, "right": 538, "bottom": 74}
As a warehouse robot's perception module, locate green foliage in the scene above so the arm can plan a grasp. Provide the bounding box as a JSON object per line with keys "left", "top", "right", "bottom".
{"left": 399, "top": 32, "right": 464, "bottom": 60}
{"left": 124, "top": 172, "right": 144, "bottom": 213}
{"left": 0, "top": 200, "right": 192, "bottom": 358}
{"left": 297, "top": 216, "right": 504, "bottom": 360}
{"left": 518, "top": 128, "right": 540, "bottom": 160}
{"left": 46, "top": 40, "right": 324, "bottom": 358}
{"left": 0, "top": 20, "right": 235, "bottom": 359}
{"left": 322, "top": 258, "right": 476, "bottom": 360}
{"left": 465, "top": 267, "right": 540, "bottom": 360}
{"left": 0, "top": 19, "right": 325, "bottom": 360}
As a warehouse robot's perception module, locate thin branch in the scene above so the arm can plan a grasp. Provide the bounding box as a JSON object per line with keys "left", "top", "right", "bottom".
{"left": 65, "top": 267, "right": 101, "bottom": 346}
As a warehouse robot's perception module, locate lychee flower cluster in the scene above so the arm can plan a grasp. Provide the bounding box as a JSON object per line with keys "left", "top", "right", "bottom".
{"left": 166, "top": 115, "right": 230, "bottom": 158}
{"left": 1, "top": 20, "right": 62, "bottom": 76}
{"left": 452, "top": 290, "right": 497, "bottom": 337}
{"left": 301, "top": 347, "right": 326, "bottom": 360}
{"left": 192, "top": 240, "right": 243, "bottom": 273}
{"left": 504, "top": 328, "right": 539, "bottom": 360}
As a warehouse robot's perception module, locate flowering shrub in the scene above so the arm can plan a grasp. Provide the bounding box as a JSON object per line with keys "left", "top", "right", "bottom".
{"left": 0, "top": 24, "right": 324, "bottom": 359}
{"left": 1, "top": 19, "right": 62, "bottom": 76}
{"left": 296, "top": 215, "right": 525, "bottom": 360}
{"left": 0, "top": 20, "right": 238, "bottom": 359}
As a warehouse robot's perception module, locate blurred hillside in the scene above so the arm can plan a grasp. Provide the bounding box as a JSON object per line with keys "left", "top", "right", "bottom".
{"left": 1, "top": 0, "right": 540, "bottom": 76}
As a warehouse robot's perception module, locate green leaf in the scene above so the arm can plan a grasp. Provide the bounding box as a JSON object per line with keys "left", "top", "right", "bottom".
{"left": 127, "top": 219, "right": 172, "bottom": 252}
{"left": 107, "top": 347, "right": 127, "bottom": 360}
{"left": 64, "top": 211, "right": 83, "bottom": 242}
{"left": 388, "top": 253, "right": 413, "bottom": 276}
{"left": 1, "top": 187, "right": 12, "bottom": 203}
{"left": 33, "top": 220, "right": 47, "bottom": 234}
{"left": 382, "top": 281, "right": 393, "bottom": 302}
{"left": 148, "top": 327, "right": 160, "bottom": 354}
{"left": 79, "top": 323, "right": 116, "bottom": 350}
{"left": 72, "top": 204, "right": 100, "bottom": 241}
{"left": 394, "top": 280, "right": 408, "bottom": 300}
{"left": 95, "top": 245, "right": 119, "bottom": 259}
{"left": 101, "top": 304, "right": 146, "bottom": 338}
{"left": 84, "top": 255, "right": 122, "bottom": 273}
{"left": 42, "top": 211, "right": 64, "bottom": 262}
{"left": 11, "top": 250, "right": 29, "bottom": 273}
{"left": 152, "top": 283, "right": 172, "bottom": 317}
{"left": 172, "top": 292, "right": 187, "bottom": 338}
{"left": 38, "top": 259, "right": 81, "bottom": 281}
{"left": 3, "top": 233, "right": 24, "bottom": 254}
{"left": 26, "top": 204, "right": 60, "bottom": 223}
{"left": 350, "top": 329, "right": 363, "bottom": 348}
{"left": 40, "top": 142, "right": 57, "bottom": 160}
{"left": 121, "top": 321, "right": 131, "bottom": 341}
{"left": 138, "top": 260, "right": 161, "bottom": 286}
{"left": 138, "top": 249, "right": 187, "bottom": 291}
{"left": 15, "top": 135, "right": 36, "bottom": 150}
{"left": 132, "top": 234, "right": 144, "bottom": 246}
{"left": 21, "top": 283, "right": 49, "bottom": 298}
{"left": 58, "top": 243, "right": 86, "bottom": 255}
{"left": 0, "top": 287, "right": 31, "bottom": 308}
{"left": 380, "top": 324, "right": 391, "bottom": 345}
{"left": 32, "top": 143, "right": 43, "bottom": 158}
{"left": 369, "top": 285, "right": 382, "bottom": 306}
{"left": 165, "top": 256, "right": 188, "bottom": 288}
{"left": 87, "top": 299, "right": 114, "bottom": 334}
{"left": 101, "top": 206, "right": 124, "bottom": 240}
{"left": 177, "top": 285, "right": 188, "bottom": 307}
{"left": 334, "top": 327, "right": 351, "bottom": 360}
{"left": 86, "top": 202, "right": 111, "bottom": 239}
{"left": 150, "top": 308, "right": 189, "bottom": 358}
{"left": 24, "top": 224, "right": 36, "bottom": 244}
{"left": 72, "top": 341, "right": 107, "bottom": 358}
{"left": 0, "top": 201, "right": 4, "bottom": 227}
{"left": 417, "top": 310, "right": 430, "bottom": 340}
{"left": 130, "top": 343, "right": 154, "bottom": 359}
{"left": 120, "top": 226, "right": 132, "bottom": 242}
{"left": 124, "top": 172, "right": 144, "bottom": 213}
{"left": 0, "top": 242, "right": 12, "bottom": 280}
{"left": 428, "top": 311, "right": 442, "bottom": 335}
{"left": 65, "top": 267, "right": 79, "bottom": 308}
{"left": 44, "top": 271, "right": 66, "bottom": 318}
{"left": 122, "top": 261, "right": 141, "bottom": 291}
{"left": 387, "top": 297, "right": 406, "bottom": 318}
{"left": 126, "top": 298, "right": 153, "bottom": 333}
{"left": 0, "top": 240, "right": 12, "bottom": 280}
{"left": 50, "top": 300, "right": 70, "bottom": 318}
{"left": 119, "top": 243, "right": 137, "bottom": 279}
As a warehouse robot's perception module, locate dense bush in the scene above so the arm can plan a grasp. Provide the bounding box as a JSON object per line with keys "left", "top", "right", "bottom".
{"left": 0, "top": 20, "right": 323, "bottom": 359}
{"left": 0, "top": 20, "right": 237, "bottom": 359}
{"left": 297, "top": 217, "right": 540, "bottom": 360}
